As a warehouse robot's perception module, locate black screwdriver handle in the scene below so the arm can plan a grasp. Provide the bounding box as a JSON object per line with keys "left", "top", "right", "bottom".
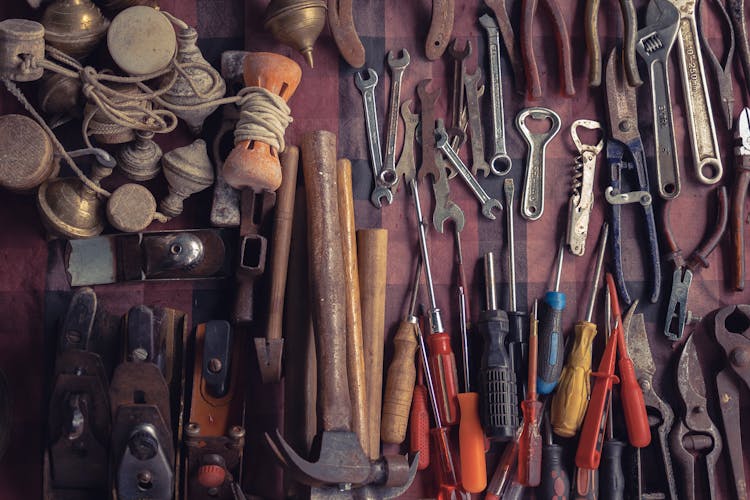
{"left": 479, "top": 309, "right": 518, "bottom": 441}
{"left": 539, "top": 443, "right": 570, "bottom": 500}
{"left": 600, "top": 439, "right": 625, "bottom": 500}
{"left": 507, "top": 310, "right": 528, "bottom": 408}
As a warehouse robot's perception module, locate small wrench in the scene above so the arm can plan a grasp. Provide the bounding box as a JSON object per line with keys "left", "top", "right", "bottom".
{"left": 447, "top": 39, "right": 471, "bottom": 153}
{"left": 463, "top": 68, "right": 491, "bottom": 178}
{"left": 435, "top": 120, "right": 502, "bottom": 220}
{"left": 432, "top": 155, "right": 466, "bottom": 233}
{"left": 384, "top": 49, "right": 410, "bottom": 187}
{"left": 394, "top": 99, "right": 418, "bottom": 194}
{"left": 417, "top": 79, "right": 442, "bottom": 182}
{"left": 354, "top": 68, "right": 393, "bottom": 208}
{"left": 479, "top": 13, "right": 513, "bottom": 176}
{"left": 516, "top": 107, "right": 561, "bottom": 221}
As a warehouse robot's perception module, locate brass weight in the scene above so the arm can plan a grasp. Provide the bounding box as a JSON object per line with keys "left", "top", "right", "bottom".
{"left": 116, "top": 130, "right": 163, "bottom": 181}
{"left": 0, "top": 115, "right": 58, "bottom": 191}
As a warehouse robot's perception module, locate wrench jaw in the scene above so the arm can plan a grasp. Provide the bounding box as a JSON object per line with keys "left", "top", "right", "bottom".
{"left": 490, "top": 154, "right": 512, "bottom": 176}
{"left": 482, "top": 199, "right": 503, "bottom": 220}
{"left": 370, "top": 186, "right": 394, "bottom": 208}
{"left": 354, "top": 68, "right": 378, "bottom": 90}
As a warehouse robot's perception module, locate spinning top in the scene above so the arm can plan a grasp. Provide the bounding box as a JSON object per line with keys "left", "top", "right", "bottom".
{"left": 161, "top": 26, "right": 226, "bottom": 134}
{"left": 222, "top": 53, "right": 301, "bottom": 192}
{"left": 0, "top": 114, "right": 58, "bottom": 191}
{"left": 0, "top": 19, "right": 45, "bottom": 82}
{"left": 116, "top": 131, "right": 163, "bottom": 181}
{"left": 41, "top": 0, "right": 110, "bottom": 60}
{"left": 160, "top": 139, "right": 214, "bottom": 218}
{"left": 264, "top": 0, "right": 327, "bottom": 68}
{"left": 107, "top": 6, "right": 176, "bottom": 75}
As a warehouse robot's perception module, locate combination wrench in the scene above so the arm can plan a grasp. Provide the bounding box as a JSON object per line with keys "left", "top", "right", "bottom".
{"left": 354, "top": 68, "right": 393, "bottom": 208}
{"left": 479, "top": 13, "right": 512, "bottom": 176}
{"left": 463, "top": 68, "right": 491, "bottom": 178}
{"left": 516, "top": 107, "right": 561, "bottom": 221}
{"left": 667, "top": 0, "right": 723, "bottom": 184}
{"left": 383, "top": 49, "right": 410, "bottom": 187}
{"left": 435, "top": 120, "right": 502, "bottom": 220}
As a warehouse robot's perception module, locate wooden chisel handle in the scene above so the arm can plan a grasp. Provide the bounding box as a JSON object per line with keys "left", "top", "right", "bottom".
{"left": 381, "top": 319, "right": 418, "bottom": 444}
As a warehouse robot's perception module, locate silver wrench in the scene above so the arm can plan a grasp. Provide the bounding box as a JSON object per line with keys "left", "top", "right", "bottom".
{"left": 516, "top": 107, "right": 561, "bottom": 221}
{"left": 354, "top": 68, "right": 393, "bottom": 208}
{"left": 432, "top": 155, "right": 466, "bottom": 233}
{"left": 463, "top": 68, "right": 491, "bottom": 178}
{"left": 479, "top": 13, "right": 512, "bottom": 176}
{"left": 384, "top": 49, "right": 410, "bottom": 187}
{"left": 668, "top": 0, "right": 723, "bottom": 184}
{"left": 435, "top": 120, "right": 502, "bottom": 220}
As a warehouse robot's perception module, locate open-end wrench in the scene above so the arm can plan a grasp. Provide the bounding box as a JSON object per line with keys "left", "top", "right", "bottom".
{"left": 394, "top": 99, "right": 418, "bottom": 194}
{"left": 417, "top": 80, "right": 442, "bottom": 182}
{"left": 668, "top": 0, "right": 723, "bottom": 185}
{"left": 516, "top": 107, "right": 561, "bottom": 221}
{"left": 432, "top": 156, "right": 466, "bottom": 233}
{"left": 384, "top": 49, "right": 410, "bottom": 187}
{"left": 435, "top": 120, "right": 502, "bottom": 220}
{"left": 636, "top": 0, "right": 681, "bottom": 200}
{"left": 463, "top": 68, "right": 491, "bottom": 178}
{"left": 448, "top": 39, "right": 471, "bottom": 153}
{"left": 354, "top": 68, "right": 393, "bottom": 208}
{"left": 479, "top": 14, "right": 513, "bottom": 176}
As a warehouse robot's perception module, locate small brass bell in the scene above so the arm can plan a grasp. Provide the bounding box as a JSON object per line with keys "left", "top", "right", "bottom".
{"left": 39, "top": 72, "right": 82, "bottom": 116}
{"left": 161, "top": 27, "right": 226, "bottom": 134}
{"left": 116, "top": 130, "right": 163, "bottom": 181}
{"left": 264, "top": 0, "right": 327, "bottom": 68}
{"left": 41, "top": 0, "right": 110, "bottom": 60}
{"left": 160, "top": 139, "right": 214, "bottom": 218}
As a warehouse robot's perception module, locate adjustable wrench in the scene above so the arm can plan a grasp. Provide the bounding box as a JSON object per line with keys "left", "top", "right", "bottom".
{"left": 668, "top": 0, "right": 723, "bottom": 184}
{"left": 384, "top": 49, "right": 410, "bottom": 187}
{"left": 435, "top": 120, "right": 502, "bottom": 220}
{"left": 463, "top": 68, "right": 491, "bottom": 178}
{"left": 479, "top": 13, "right": 513, "bottom": 176}
{"left": 354, "top": 68, "right": 394, "bottom": 208}
{"left": 516, "top": 107, "right": 561, "bottom": 221}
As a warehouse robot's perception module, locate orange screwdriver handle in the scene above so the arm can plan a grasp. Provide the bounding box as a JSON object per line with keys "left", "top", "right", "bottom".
{"left": 427, "top": 332, "right": 460, "bottom": 426}
{"left": 410, "top": 381, "right": 431, "bottom": 470}
{"left": 617, "top": 357, "right": 651, "bottom": 448}
{"left": 517, "top": 399, "right": 543, "bottom": 486}
{"left": 457, "top": 392, "right": 487, "bottom": 492}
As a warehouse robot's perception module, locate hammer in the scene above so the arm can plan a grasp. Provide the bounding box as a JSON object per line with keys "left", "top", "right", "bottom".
{"left": 265, "top": 130, "right": 418, "bottom": 498}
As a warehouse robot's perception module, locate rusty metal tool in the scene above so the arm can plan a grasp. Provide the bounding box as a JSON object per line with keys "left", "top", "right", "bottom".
{"left": 625, "top": 310, "right": 678, "bottom": 500}
{"left": 698, "top": 0, "right": 735, "bottom": 129}
{"left": 604, "top": 48, "right": 661, "bottom": 305}
{"left": 265, "top": 131, "right": 417, "bottom": 497}
{"left": 567, "top": 119, "right": 604, "bottom": 256}
{"left": 479, "top": 13, "right": 512, "bottom": 176}
{"left": 670, "top": 332, "right": 723, "bottom": 500}
{"left": 516, "top": 106, "right": 561, "bottom": 221}
{"left": 447, "top": 39, "right": 470, "bottom": 155}
{"left": 667, "top": 0, "right": 723, "bottom": 185}
{"left": 417, "top": 80, "right": 442, "bottom": 183}
{"left": 520, "top": 0, "right": 575, "bottom": 99}
{"left": 713, "top": 305, "right": 750, "bottom": 500}
{"left": 728, "top": 0, "right": 750, "bottom": 97}
{"left": 483, "top": 0, "right": 525, "bottom": 92}
{"left": 585, "top": 0, "right": 640, "bottom": 87}
{"left": 731, "top": 107, "right": 750, "bottom": 291}
{"left": 663, "top": 186, "right": 728, "bottom": 341}
{"left": 328, "top": 0, "right": 365, "bottom": 68}
{"left": 463, "top": 67, "right": 491, "bottom": 178}
{"left": 384, "top": 49, "right": 410, "bottom": 184}
{"left": 426, "top": 0, "right": 454, "bottom": 60}
{"left": 435, "top": 120, "right": 502, "bottom": 220}
{"left": 635, "top": 0, "right": 681, "bottom": 200}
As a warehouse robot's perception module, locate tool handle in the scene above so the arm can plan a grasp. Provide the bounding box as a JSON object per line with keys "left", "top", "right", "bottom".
{"left": 617, "top": 358, "right": 651, "bottom": 448}
{"left": 410, "top": 381, "right": 431, "bottom": 470}
{"left": 487, "top": 435, "right": 519, "bottom": 498}
{"left": 537, "top": 291, "right": 566, "bottom": 394}
{"left": 540, "top": 443, "right": 570, "bottom": 500}
{"left": 731, "top": 169, "right": 750, "bottom": 290}
{"left": 508, "top": 310, "right": 529, "bottom": 410}
{"left": 382, "top": 320, "right": 418, "bottom": 444}
{"left": 479, "top": 310, "right": 518, "bottom": 440}
{"left": 584, "top": 0, "right": 601, "bottom": 86}
{"left": 599, "top": 439, "right": 625, "bottom": 500}
{"left": 427, "top": 332, "right": 460, "bottom": 426}
{"left": 431, "top": 426, "right": 459, "bottom": 488}
{"left": 457, "top": 392, "right": 487, "bottom": 492}
{"left": 551, "top": 321, "right": 596, "bottom": 437}
{"left": 516, "top": 399, "right": 543, "bottom": 487}
{"left": 573, "top": 467, "right": 598, "bottom": 500}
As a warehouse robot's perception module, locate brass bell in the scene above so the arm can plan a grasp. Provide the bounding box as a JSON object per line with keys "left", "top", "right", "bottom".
{"left": 264, "top": 0, "right": 327, "bottom": 68}
{"left": 160, "top": 139, "right": 214, "bottom": 218}
{"left": 39, "top": 72, "right": 82, "bottom": 116}
{"left": 41, "top": 0, "right": 110, "bottom": 60}
{"left": 116, "top": 130, "right": 163, "bottom": 181}
{"left": 161, "top": 26, "right": 226, "bottom": 134}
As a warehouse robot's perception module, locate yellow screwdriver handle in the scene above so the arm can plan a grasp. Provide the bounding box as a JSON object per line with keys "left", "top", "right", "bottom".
{"left": 551, "top": 321, "right": 597, "bottom": 437}
{"left": 381, "top": 320, "right": 418, "bottom": 443}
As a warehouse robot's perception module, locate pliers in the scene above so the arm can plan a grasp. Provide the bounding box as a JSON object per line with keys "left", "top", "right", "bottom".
{"left": 731, "top": 107, "right": 750, "bottom": 291}
{"left": 585, "top": 0, "right": 641, "bottom": 87}
{"left": 670, "top": 333, "right": 722, "bottom": 500}
{"left": 603, "top": 48, "right": 661, "bottom": 305}
{"left": 663, "top": 186, "right": 728, "bottom": 341}
{"left": 727, "top": 0, "right": 750, "bottom": 99}
{"left": 713, "top": 305, "right": 750, "bottom": 500}
{"left": 698, "top": 0, "right": 735, "bottom": 128}
{"left": 520, "top": 0, "right": 575, "bottom": 99}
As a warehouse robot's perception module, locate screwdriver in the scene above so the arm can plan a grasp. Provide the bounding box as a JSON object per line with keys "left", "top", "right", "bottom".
{"left": 411, "top": 177, "right": 460, "bottom": 426}
{"left": 504, "top": 179, "right": 528, "bottom": 406}
{"left": 486, "top": 432, "right": 520, "bottom": 500}
{"left": 552, "top": 223, "right": 608, "bottom": 437}
{"left": 456, "top": 283, "right": 487, "bottom": 493}
{"left": 537, "top": 240, "right": 567, "bottom": 394}
{"left": 573, "top": 467, "right": 598, "bottom": 500}
{"left": 381, "top": 258, "right": 421, "bottom": 444}
{"left": 517, "top": 301, "right": 542, "bottom": 487}
{"left": 539, "top": 412, "right": 570, "bottom": 499}
{"left": 410, "top": 362, "right": 430, "bottom": 470}
{"left": 479, "top": 252, "right": 518, "bottom": 441}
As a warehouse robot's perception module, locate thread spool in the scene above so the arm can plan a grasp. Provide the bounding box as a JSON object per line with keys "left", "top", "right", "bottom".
{"left": 222, "top": 53, "right": 301, "bottom": 192}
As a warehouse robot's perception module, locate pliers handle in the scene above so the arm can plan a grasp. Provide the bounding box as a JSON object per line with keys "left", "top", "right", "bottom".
{"left": 585, "top": 0, "right": 641, "bottom": 87}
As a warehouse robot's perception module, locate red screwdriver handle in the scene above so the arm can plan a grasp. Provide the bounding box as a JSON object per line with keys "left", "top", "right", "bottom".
{"left": 427, "top": 332, "right": 460, "bottom": 426}
{"left": 617, "top": 358, "right": 651, "bottom": 447}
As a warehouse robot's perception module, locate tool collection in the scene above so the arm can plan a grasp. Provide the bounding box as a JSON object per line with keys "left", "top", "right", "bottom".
{"left": 2, "top": 0, "right": 750, "bottom": 498}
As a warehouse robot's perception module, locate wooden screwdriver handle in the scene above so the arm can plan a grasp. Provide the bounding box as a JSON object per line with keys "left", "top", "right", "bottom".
{"left": 301, "top": 131, "right": 351, "bottom": 432}
{"left": 381, "top": 318, "right": 418, "bottom": 444}
{"left": 336, "top": 159, "right": 369, "bottom": 453}
{"left": 357, "top": 228, "right": 388, "bottom": 459}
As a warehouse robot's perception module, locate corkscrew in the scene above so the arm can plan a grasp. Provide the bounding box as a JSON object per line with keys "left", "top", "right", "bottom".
{"left": 567, "top": 120, "right": 604, "bottom": 256}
